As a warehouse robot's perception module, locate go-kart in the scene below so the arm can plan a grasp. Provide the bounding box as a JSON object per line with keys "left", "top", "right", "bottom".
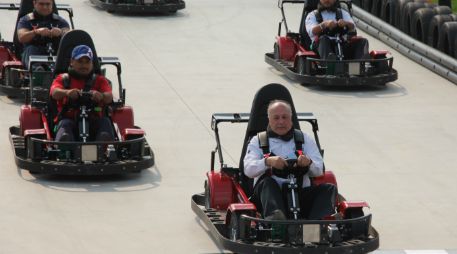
{"left": 191, "top": 83, "right": 379, "bottom": 253}
{"left": 89, "top": 0, "right": 185, "bottom": 14}
{"left": 8, "top": 29, "right": 154, "bottom": 175}
{"left": 0, "top": 0, "right": 75, "bottom": 98}
{"left": 265, "top": 0, "right": 397, "bottom": 86}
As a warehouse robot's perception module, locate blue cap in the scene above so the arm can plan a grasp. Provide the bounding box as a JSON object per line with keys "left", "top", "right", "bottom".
{"left": 71, "top": 45, "right": 93, "bottom": 60}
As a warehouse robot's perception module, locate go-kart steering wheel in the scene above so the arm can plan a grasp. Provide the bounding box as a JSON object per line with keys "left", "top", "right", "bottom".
{"left": 272, "top": 158, "right": 310, "bottom": 178}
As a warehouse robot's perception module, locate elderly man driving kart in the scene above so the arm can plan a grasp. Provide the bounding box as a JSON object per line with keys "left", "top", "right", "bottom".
{"left": 17, "top": 0, "right": 70, "bottom": 68}
{"left": 305, "top": 0, "right": 368, "bottom": 60}
{"left": 244, "top": 100, "right": 336, "bottom": 221}
{"left": 50, "top": 45, "right": 113, "bottom": 142}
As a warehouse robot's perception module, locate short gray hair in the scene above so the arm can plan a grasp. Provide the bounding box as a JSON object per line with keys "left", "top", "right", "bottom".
{"left": 267, "top": 100, "right": 292, "bottom": 118}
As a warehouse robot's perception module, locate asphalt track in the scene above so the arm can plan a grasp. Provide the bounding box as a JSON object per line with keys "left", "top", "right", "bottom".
{"left": 1, "top": 0, "right": 457, "bottom": 253}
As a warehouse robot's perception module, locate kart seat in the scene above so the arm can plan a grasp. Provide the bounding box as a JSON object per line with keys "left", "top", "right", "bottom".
{"left": 238, "top": 83, "right": 301, "bottom": 197}
{"left": 13, "top": 0, "right": 59, "bottom": 58}
{"left": 53, "top": 30, "right": 101, "bottom": 76}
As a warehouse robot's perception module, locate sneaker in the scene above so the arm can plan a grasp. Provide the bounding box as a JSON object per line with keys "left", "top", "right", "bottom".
{"left": 96, "top": 131, "right": 113, "bottom": 142}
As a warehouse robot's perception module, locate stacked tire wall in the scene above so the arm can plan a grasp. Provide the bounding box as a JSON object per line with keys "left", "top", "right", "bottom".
{"left": 354, "top": 0, "right": 457, "bottom": 58}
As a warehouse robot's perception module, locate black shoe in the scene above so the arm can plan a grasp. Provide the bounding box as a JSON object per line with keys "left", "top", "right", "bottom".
{"left": 265, "top": 210, "right": 287, "bottom": 221}
{"left": 96, "top": 131, "right": 113, "bottom": 142}
{"left": 58, "top": 132, "right": 73, "bottom": 142}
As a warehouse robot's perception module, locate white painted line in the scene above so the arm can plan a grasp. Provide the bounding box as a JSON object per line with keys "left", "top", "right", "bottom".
{"left": 405, "top": 251, "right": 449, "bottom": 254}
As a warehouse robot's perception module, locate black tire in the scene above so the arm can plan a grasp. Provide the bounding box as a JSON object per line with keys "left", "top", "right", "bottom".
{"left": 371, "top": 0, "right": 384, "bottom": 17}
{"left": 428, "top": 14, "right": 457, "bottom": 48}
{"left": 381, "top": 0, "right": 397, "bottom": 25}
{"left": 204, "top": 180, "right": 211, "bottom": 209}
{"left": 352, "top": 0, "right": 361, "bottom": 7}
{"left": 345, "top": 208, "right": 366, "bottom": 239}
{"left": 401, "top": 2, "right": 434, "bottom": 35}
{"left": 362, "top": 0, "right": 372, "bottom": 12}
{"left": 294, "top": 55, "right": 306, "bottom": 75}
{"left": 394, "top": 0, "right": 413, "bottom": 28}
{"left": 227, "top": 212, "right": 250, "bottom": 241}
{"left": 439, "top": 21, "right": 457, "bottom": 56}
{"left": 411, "top": 6, "right": 452, "bottom": 42}
{"left": 273, "top": 43, "right": 280, "bottom": 60}
{"left": 4, "top": 68, "right": 20, "bottom": 88}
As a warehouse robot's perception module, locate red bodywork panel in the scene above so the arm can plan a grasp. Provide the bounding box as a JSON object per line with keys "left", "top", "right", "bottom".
{"left": 24, "top": 128, "right": 46, "bottom": 138}
{"left": 20, "top": 105, "right": 43, "bottom": 136}
{"left": 313, "top": 170, "right": 338, "bottom": 187}
{"left": 206, "top": 171, "right": 234, "bottom": 210}
{"left": 277, "top": 36, "right": 297, "bottom": 61}
{"left": 124, "top": 128, "right": 145, "bottom": 140}
{"left": 3, "top": 60, "right": 22, "bottom": 68}
{"left": 338, "top": 201, "right": 370, "bottom": 215}
{"left": 370, "top": 50, "right": 389, "bottom": 58}
{"left": 111, "top": 106, "right": 135, "bottom": 140}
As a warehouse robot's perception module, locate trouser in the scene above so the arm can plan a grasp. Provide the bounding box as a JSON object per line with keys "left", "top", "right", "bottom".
{"left": 55, "top": 117, "right": 114, "bottom": 142}
{"left": 313, "top": 35, "right": 369, "bottom": 60}
{"left": 251, "top": 176, "right": 337, "bottom": 220}
{"left": 22, "top": 45, "right": 48, "bottom": 69}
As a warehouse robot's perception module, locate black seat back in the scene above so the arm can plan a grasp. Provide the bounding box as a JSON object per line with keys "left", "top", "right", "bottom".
{"left": 13, "top": 0, "right": 59, "bottom": 57}
{"left": 53, "top": 29, "right": 101, "bottom": 76}
{"left": 238, "top": 83, "right": 301, "bottom": 197}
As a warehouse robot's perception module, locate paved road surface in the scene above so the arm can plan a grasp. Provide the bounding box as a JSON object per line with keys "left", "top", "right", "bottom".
{"left": 1, "top": 0, "right": 456, "bottom": 253}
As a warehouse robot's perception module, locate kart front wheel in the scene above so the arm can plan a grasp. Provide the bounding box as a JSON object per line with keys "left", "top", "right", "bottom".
{"left": 295, "top": 55, "right": 306, "bottom": 75}
{"left": 273, "top": 43, "right": 280, "bottom": 60}
{"left": 204, "top": 180, "right": 211, "bottom": 209}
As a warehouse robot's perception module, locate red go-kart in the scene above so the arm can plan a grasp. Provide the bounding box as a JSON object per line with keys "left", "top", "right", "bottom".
{"left": 265, "top": 0, "right": 397, "bottom": 86}
{"left": 9, "top": 30, "right": 154, "bottom": 175}
{"left": 191, "top": 83, "right": 379, "bottom": 253}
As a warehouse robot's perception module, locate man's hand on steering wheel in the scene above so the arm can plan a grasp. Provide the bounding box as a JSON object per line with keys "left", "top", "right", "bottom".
{"left": 35, "top": 27, "right": 51, "bottom": 37}
{"left": 90, "top": 90, "right": 104, "bottom": 103}
{"left": 66, "top": 88, "right": 80, "bottom": 100}
{"left": 50, "top": 27, "right": 63, "bottom": 38}
{"left": 337, "top": 19, "right": 348, "bottom": 29}
{"left": 266, "top": 156, "right": 288, "bottom": 170}
{"left": 297, "top": 155, "right": 312, "bottom": 168}
{"left": 323, "top": 20, "right": 338, "bottom": 30}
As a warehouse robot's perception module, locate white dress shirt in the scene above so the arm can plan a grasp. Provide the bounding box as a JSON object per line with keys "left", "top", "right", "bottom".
{"left": 305, "top": 9, "right": 355, "bottom": 42}
{"left": 243, "top": 131, "right": 324, "bottom": 188}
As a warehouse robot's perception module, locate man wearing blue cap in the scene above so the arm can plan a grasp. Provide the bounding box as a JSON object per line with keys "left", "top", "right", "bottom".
{"left": 50, "top": 45, "right": 114, "bottom": 142}
{"left": 17, "top": 0, "right": 70, "bottom": 68}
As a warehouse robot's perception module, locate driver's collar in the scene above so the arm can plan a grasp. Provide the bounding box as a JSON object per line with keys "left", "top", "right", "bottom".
{"left": 32, "top": 10, "right": 54, "bottom": 20}
{"left": 267, "top": 126, "right": 294, "bottom": 141}
{"left": 317, "top": 4, "right": 338, "bottom": 12}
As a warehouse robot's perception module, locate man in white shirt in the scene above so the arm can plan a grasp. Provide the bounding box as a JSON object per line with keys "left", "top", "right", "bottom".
{"left": 305, "top": 0, "right": 368, "bottom": 60}
{"left": 243, "top": 100, "right": 336, "bottom": 220}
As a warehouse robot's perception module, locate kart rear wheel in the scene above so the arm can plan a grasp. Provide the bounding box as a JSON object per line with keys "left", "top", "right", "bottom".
{"left": 273, "top": 43, "right": 280, "bottom": 60}
{"left": 4, "top": 68, "right": 20, "bottom": 88}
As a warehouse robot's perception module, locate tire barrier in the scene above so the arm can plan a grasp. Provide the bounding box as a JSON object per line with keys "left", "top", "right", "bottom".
{"left": 427, "top": 14, "right": 457, "bottom": 48}
{"left": 439, "top": 22, "right": 457, "bottom": 57}
{"left": 411, "top": 6, "right": 452, "bottom": 43}
{"left": 381, "top": 0, "right": 398, "bottom": 25}
{"left": 351, "top": 4, "right": 457, "bottom": 84}
{"left": 395, "top": 0, "right": 414, "bottom": 28}
{"left": 362, "top": 0, "right": 372, "bottom": 12}
{"left": 401, "top": 1, "right": 434, "bottom": 34}
{"left": 371, "top": 0, "right": 384, "bottom": 17}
